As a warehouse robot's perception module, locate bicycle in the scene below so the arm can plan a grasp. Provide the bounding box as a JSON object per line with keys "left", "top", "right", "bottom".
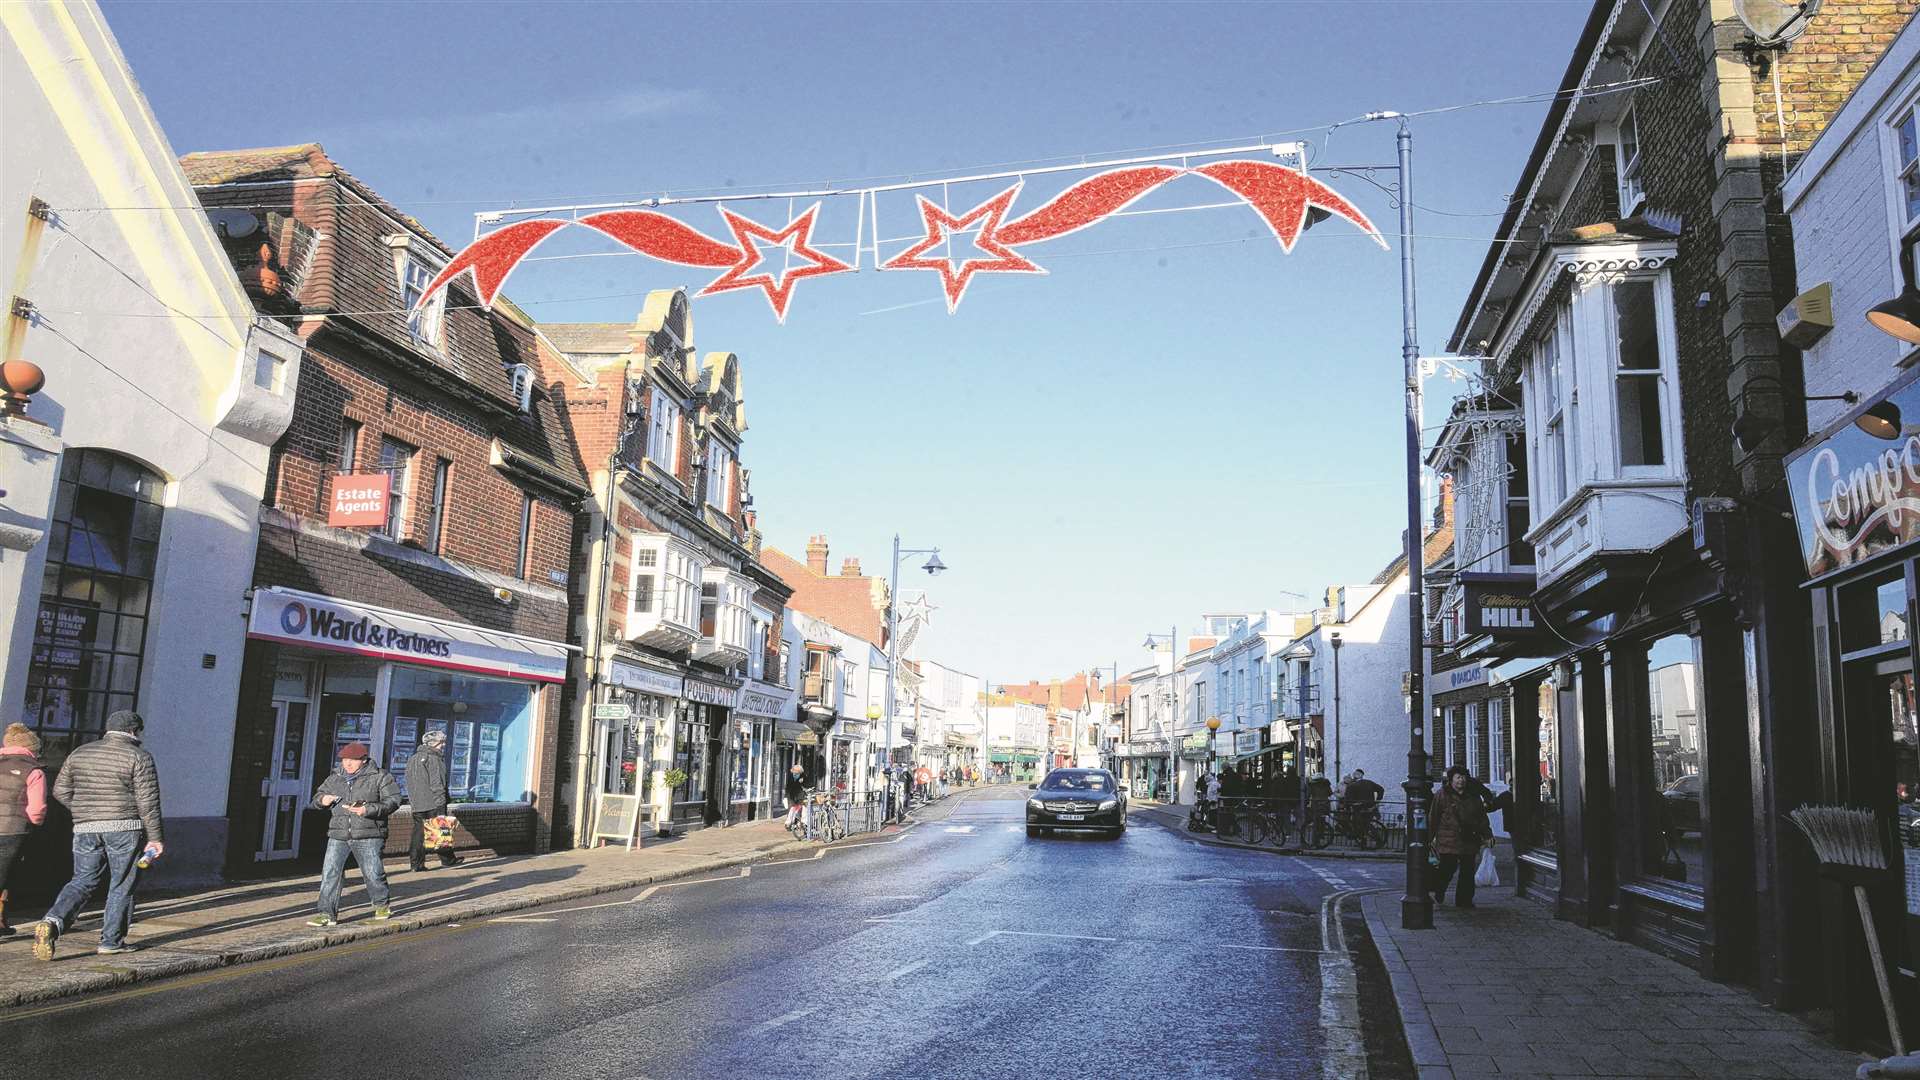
{"left": 809, "top": 791, "right": 846, "bottom": 843}
{"left": 1303, "top": 803, "right": 1388, "bottom": 851}
{"left": 1217, "top": 798, "right": 1290, "bottom": 848}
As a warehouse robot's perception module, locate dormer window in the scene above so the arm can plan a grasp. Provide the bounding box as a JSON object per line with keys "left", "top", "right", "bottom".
{"left": 649, "top": 388, "right": 682, "bottom": 472}
{"left": 1616, "top": 107, "right": 1644, "bottom": 216}
{"left": 706, "top": 442, "right": 734, "bottom": 511}
{"left": 507, "top": 363, "right": 535, "bottom": 413}
{"left": 387, "top": 234, "right": 447, "bottom": 352}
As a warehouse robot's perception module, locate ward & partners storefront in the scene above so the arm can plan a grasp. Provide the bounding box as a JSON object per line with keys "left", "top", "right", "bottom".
{"left": 237, "top": 587, "right": 571, "bottom": 868}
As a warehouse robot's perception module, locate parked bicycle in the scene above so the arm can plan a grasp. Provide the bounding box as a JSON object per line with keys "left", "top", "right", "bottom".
{"left": 1302, "top": 803, "right": 1388, "bottom": 851}
{"left": 1216, "top": 797, "right": 1291, "bottom": 847}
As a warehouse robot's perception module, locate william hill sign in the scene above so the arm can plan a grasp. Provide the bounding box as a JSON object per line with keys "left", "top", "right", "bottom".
{"left": 1459, "top": 573, "right": 1538, "bottom": 637}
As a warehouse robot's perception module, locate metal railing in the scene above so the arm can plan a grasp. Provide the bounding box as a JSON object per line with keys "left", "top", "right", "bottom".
{"left": 1273, "top": 681, "right": 1323, "bottom": 719}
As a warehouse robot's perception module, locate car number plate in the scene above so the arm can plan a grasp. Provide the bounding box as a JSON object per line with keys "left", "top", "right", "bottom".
{"left": 1058, "top": 814, "right": 1085, "bottom": 821}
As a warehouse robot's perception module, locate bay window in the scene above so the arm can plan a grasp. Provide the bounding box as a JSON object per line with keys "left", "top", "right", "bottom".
{"left": 626, "top": 533, "right": 703, "bottom": 645}
{"left": 1612, "top": 279, "right": 1668, "bottom": 470}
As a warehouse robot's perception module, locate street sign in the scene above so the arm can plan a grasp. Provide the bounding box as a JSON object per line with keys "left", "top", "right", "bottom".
{"left": 593, "top": 703, "right": 633, "bottom": 721}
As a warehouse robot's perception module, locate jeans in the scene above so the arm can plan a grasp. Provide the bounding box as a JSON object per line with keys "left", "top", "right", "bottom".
{"left": 44, "top": 829, "right": 143, "bottom": 948}
{"left": 1431, "top": 852, "right": 1477, "bottom": 907}
{"left": 318, "top": 837, "right": 391, "bottom": 917}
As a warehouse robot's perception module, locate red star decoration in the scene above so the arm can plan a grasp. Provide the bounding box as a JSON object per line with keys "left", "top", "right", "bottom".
{"left": 882, "top": 185, "right": 1044, "bottom": 313}
{"left": 698, "top": 202, "right": 852, "bottom": 322}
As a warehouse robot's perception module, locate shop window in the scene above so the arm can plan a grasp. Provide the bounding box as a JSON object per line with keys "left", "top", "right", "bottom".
{"left": 23, "top": 449, "right": 164, "bottom": 764}
{"left": 1644, "top": 633, "right": 1704, "bottom": 886}
{"left": 672, "top": 711, "right": 708, "bottom": 818}
{"left": 1450, "top": 705, "right": 1468, "bottom": 770}
{"left": 1533, "top": 676, "right": 1561, "bottom": 857}
{"left": 1468, "top": 702, "right": 1487, "bottom": 777}
{"left": 385, "top": 668, "right": 533, "bottom": 803}
{"left": 1841, "top": 571, "right": 1912, "bottom": 653}
{"left": 1488, "top": 696, "right": 1510, "bottom": 784}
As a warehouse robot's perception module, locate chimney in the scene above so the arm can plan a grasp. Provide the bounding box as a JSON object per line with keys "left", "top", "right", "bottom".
{"left": 807, "top": 535, "right": 829, "bottom": 575}
{"left": 840, "top": 557, "right": 862, "bottom": 577}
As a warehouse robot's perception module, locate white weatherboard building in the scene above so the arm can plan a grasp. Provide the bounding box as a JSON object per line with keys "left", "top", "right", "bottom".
{"left": 0, "top": 1, "right": 306, "bottom": 882}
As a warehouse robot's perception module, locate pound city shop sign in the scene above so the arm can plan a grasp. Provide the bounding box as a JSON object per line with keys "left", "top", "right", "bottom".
{"left": 248, "top": 587, "right": 568, "bottom": 683}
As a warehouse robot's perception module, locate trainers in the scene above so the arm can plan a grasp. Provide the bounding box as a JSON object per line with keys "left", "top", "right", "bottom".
{"left": 0, "top": 924, "right": 16, "bottom": 938}
{"left": 305, "top": 915, "right": 337, "bottom": 928}
{"left": 95, "top": 944, "right": 137, "bottom": 956}
{"left": 32, "top": 920, "right": 56, "bottom": 961}
{"left": 371, "top": 906, "right": 393, "bottom": 921}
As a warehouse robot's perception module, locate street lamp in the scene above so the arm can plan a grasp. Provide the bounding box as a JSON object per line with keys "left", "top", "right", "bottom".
{"left": 884, "top": 535, "right": 945, "bottom": 822}
{"left": 1142, "top": 626, "right": 1180, "bottom": 803}
{"left": 1206, "top": 715, "right": 1222, "bottom": 769}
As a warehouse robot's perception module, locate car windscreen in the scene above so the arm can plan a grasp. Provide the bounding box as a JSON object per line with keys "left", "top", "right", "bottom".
{"left": 1040, "top": 771, "right": 1109, "bottom": 791}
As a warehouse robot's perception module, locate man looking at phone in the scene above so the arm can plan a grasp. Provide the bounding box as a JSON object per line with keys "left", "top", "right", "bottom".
{"left": 307, "top": 742, "right": 401, "bottom": 926}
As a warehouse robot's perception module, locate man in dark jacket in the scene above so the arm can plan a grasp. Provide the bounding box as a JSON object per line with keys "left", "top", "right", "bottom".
{"left": 307, "top": 743, "right": 401, "bottom": 926}
{"left": 33, "top": 710, "right": 163, "bottom": 960}
{"left": 405, "top": 730, "right": 460, "bottom": 872}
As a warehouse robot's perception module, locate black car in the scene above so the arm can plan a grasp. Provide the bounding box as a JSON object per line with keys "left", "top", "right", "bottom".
{"left": 1026, "top": 768, "right": 1126, "bottom": 837}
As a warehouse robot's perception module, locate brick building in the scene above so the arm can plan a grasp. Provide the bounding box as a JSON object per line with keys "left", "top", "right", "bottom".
{"left": 181, "top": 145, "right": 588, "bottom": 872}
{"left": 537, "top": 291, "right": 791, "bottom": 841}
{"left": 762, "top": 536, "right": 896, "bottom": 773}
{"left": 1435, "top": 0, "right": 1915, "bottom": 1044}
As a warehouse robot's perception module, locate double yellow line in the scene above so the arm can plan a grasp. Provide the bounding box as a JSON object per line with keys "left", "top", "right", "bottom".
{"left": 0, "top": 924, "right": 474, "bottom": 1024}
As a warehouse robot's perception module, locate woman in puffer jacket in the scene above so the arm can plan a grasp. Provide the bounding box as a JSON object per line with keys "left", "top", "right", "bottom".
{"left": 1430, "top": 764, "right": 1492, "bottom": 909}
{"left": 0, "top": 723, "right": 49, "bottom": 936}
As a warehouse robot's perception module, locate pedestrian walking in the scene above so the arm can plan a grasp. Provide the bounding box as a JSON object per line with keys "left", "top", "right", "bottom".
{"left": 33, "top": 710, "right": 163, "bottom": 960}
{"left": 1430, "top": 765, "right": 1493, "bottom": 909}
{"left": 308, "top": 743, "right": 401, "bottom": 926}
{"left": 0, "top": 723, "right": 49, "bottom": 938}
{"left": 405, "top": 730, "right": 461, "bottom": 872}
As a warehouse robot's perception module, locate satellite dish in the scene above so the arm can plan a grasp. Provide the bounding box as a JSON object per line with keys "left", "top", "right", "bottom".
{"left": 1732, "top": 0, "right": 1821, "bottom": 46}
{"left": 208, "top": 208, "right": 259, "bottom": 239}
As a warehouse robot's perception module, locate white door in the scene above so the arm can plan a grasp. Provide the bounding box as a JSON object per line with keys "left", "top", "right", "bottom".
{"left": 258, "top": 699, "right": 315, "bottom": 860}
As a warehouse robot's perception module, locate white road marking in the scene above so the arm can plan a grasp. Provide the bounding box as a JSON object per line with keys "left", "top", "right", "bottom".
{"left": 944, "top": 826, "right": 976, "bottom": 834}
{"left": 965, "top": 929, "right": 1119, "bottom": 946}
{"left": 1319, "top": 887, "right": 1387, "bottom": 1080}
{"left": 745, "top": 1006, "right": 818, "bottom": 1037}
{"left": 872, "top": 895, "right": 922, "bottom": 900}
{"left": 1191, "top": 877, "right": 1244, "bottom": 884}
{"left": 1220, "top": 942, "right": 1334, "bottom": 955}
{"left": 884, "top": 959, "right": 931, "bottom": 981}
{"left": 490, "top": 916, "right": 557, "bottom": 923}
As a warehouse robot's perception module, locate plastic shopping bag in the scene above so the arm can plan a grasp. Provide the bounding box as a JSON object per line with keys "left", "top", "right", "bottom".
{"left": 1473, "top": 846, "right": 1499, "bottom": 888}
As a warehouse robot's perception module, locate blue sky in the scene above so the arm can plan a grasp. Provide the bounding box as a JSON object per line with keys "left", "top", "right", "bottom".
{"left": 103, "top": 0, "right": 1591, "bottom": 683}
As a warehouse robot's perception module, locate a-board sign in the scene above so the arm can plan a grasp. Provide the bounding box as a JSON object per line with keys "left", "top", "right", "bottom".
{"left": 591, "top": 792, "right": 651, "bottom": 851}
{"left": 593, "top": 703, "right": 633, "bottom": 721}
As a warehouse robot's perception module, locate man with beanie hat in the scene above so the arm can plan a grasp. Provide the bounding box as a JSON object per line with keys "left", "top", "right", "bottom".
{"left": 404, "top": 729, "right": 460, "bottom": 872}
{"left": 307, "top": 742, "right": 401, "bottom": 926}
{"left": 34, "top": 710, "right": 162, "bottom": 960}
{"left": 0, "top": 723, "right": 48, "bottom": 937}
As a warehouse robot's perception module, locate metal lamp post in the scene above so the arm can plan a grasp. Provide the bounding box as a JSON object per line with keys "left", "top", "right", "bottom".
{"left": 884, "top": 535, "right": 945, "bottom": 822}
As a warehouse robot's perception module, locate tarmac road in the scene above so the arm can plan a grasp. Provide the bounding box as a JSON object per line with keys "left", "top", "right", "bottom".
{"left": 4, "top": 786, "right": 1413, "bottom": 1080}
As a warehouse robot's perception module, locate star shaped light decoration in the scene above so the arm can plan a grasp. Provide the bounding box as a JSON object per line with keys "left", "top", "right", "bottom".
{"left": 882, "top": 185, "right": 1043, "bottom": 313}
{"left": 697, "top": 202, "right": 852, "bottom": 322}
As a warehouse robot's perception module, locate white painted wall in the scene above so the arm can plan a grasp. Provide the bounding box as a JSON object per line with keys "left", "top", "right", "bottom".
{"left": 1313, "top": 572, "right": 1413, "bottom": 806}
{"left": 0, "top": 1, "right": 304, "bottom": 881}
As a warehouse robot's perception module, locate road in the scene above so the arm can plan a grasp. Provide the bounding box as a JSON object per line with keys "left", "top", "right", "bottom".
{"left": 3, "top": 786, "right": 1413, "bottom": 1080}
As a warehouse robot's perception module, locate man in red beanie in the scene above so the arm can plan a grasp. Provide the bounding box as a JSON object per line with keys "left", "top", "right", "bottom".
{"left": 307, "top": 742, "right": 401, "bottom": 926}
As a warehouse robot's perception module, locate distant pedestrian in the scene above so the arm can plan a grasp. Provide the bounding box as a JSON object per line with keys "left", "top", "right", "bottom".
{"left": 405, "top": 730, "right": 460, "bottom": 872}
{"left": 33, "top": 710, "right": 163, "bottom": 960}
{"left": 1306, "top": 772, "right": 1333, "bottom": 813}
{"left": 1430, "top": 765, "right": 1492, "bottom": 909}
{"left": 0, "top": 723, "right": 49, "bottom": 938}
{"left": 308, "top": 743, "right": 401, "bottom": 927}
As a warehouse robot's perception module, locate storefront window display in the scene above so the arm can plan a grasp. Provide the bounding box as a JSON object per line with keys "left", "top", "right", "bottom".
{"left": 728, "top": 719, "right": 769, "bottom": 808}
{"left": 672, "top": 710, "right": 708, "bottom": 820}
{"left": 1534, "top": 675, "right": 1560, "bottom": 858}
{"left": 830, "top": 737, "right": 855, "bottom": 794}
{"left": 385, "top": 668, "right": 533, "bottom": 803}
{"left": 1644, "top": 633, "right": 1704, "bottom": 886}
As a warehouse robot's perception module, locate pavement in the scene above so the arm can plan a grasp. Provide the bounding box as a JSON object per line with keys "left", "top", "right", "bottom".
{"left": 0, "top": 787, "right": 986, "bottom": 1010}
{"left": 0, "top": 784, "right": 1415, "bottom": 1080}
{"left": 1359, "top": 886, "right": 1872, "bottom": 1079}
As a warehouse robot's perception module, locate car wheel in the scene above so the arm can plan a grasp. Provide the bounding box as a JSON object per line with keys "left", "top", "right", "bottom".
{"left": 1027, "top": 826, "right": 1041, "bottom": 838}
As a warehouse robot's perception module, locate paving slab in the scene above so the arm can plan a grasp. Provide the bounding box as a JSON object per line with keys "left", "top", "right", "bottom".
{"left": 1358, "top": 887, "right": 1872, "bottom": 1080}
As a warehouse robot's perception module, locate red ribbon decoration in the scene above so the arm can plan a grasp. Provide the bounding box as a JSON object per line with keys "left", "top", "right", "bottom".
{"left": 415, "top": 160, "right": 1384, "bottom": 320}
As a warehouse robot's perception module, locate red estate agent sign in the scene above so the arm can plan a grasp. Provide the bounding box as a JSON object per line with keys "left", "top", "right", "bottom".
{"left": 327, "top": 473, "right": 390, "bottom": 527}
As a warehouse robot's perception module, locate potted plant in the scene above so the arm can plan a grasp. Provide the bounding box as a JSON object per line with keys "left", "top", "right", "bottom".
{"left": 657, "top": 768, "right": 688, "bottom": 836}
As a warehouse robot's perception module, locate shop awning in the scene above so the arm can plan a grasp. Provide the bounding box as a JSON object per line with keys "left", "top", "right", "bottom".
{"left": 990, "top": 752, "right": 1013, "bottom": 763}
{"left": 248, "top": 586, "right": 573, "bottom": 682}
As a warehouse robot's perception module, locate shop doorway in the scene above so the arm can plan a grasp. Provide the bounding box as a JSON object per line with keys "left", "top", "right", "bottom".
{"left": 258, "top": 698, "right": 316, "bottom": 860}
{"left": 303, "top": 663, "right": 377, "bottom": 860}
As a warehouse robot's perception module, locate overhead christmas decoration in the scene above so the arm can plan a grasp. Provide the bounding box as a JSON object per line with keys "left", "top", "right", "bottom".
{"left": 418, "top": 159, "right": 1385, "bottom": 323}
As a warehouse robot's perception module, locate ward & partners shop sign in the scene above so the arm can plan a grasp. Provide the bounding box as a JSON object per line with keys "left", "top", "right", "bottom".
{"left": 247, "top": 586, "right": 569, "bottom": 683}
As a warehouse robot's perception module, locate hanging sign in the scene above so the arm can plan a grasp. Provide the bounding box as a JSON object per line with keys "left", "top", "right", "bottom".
{"left": 326, "top": 473, "right": 390, "bottom": 528}
{"left": 1787, "top": 371, "right": 1920, "bottom": 577}
{"left": 417, "top": 160, "right": 1383, "bottom": 324}
{"left": 1459, "top": 573, "right": 1540, "bottom": 638}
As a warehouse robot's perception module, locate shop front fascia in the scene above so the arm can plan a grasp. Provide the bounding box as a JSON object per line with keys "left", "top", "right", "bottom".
{"left": 242, "top": 587, "right": 573, "bottom": 865}
{"left": 595, "top": 656, "right": 685, "bottom": 841}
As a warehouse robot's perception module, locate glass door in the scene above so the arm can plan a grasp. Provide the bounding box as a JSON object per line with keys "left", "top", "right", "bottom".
{"left": 258, "top": 699, "right": 315, "bottom": 860}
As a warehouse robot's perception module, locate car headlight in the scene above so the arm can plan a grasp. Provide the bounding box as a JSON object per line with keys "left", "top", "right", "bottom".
{"left": 1028, "top": 799, "right": 1043, "bottom": 810}
{"left": 1099, "top": 799, "right": 1118, "bottom": 811}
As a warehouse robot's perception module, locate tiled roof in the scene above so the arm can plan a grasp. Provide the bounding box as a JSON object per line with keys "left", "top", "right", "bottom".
{"left": 539, "top": 322, "right": 639, "bottom": 355}
{"left": 1371, "top": 522, "right": 1456, "bottom": 585}
{"left": 182, "top": 144, "right": 586, "bottom": 494}
{"left": 763, "top": 546, "right": 888, "bottom": 646}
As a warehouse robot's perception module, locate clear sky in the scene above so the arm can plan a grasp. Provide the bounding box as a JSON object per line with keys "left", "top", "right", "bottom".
{"left": 101, "top": 0, "right": 1591, "bottom": 684}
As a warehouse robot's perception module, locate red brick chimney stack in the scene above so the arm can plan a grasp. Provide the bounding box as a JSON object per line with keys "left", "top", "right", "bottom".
{"left": 807, "top": 535, "right": 829, "bottom": 575}
{"left": 840, "top": 557, "right": 862, "bottom": 577}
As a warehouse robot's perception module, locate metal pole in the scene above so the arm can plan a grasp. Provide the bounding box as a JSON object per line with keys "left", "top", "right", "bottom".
{"left": 885, "top": 534, "right": 901, "bottom": 821}
{"left": 1168, "top": 624, "right": 1178, "bottom": 804}
{"left": 1395, "top": 117, "right": 1434, "bottom": 931}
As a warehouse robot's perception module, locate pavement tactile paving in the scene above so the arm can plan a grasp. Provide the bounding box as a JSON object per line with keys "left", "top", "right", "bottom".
{"left": 1358, "top": 888, "right": 1872, "bottom": 1079}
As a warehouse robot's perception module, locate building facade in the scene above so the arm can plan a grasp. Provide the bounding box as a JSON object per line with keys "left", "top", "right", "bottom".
{"left": 0, "top": 2, "right": 309, "bottom": 886}
{"left": 181, "top": 144, "right": 586, "bottom": 873}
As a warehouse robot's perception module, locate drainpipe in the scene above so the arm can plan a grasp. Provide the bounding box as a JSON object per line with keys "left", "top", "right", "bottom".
{"left": 1331, "top": 632, "right": 1344, "bottom": 783}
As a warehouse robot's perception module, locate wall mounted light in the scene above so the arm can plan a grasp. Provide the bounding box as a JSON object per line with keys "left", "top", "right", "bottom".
{"left": 1857, "top": 400, "right": 1903, "bottom": 441}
